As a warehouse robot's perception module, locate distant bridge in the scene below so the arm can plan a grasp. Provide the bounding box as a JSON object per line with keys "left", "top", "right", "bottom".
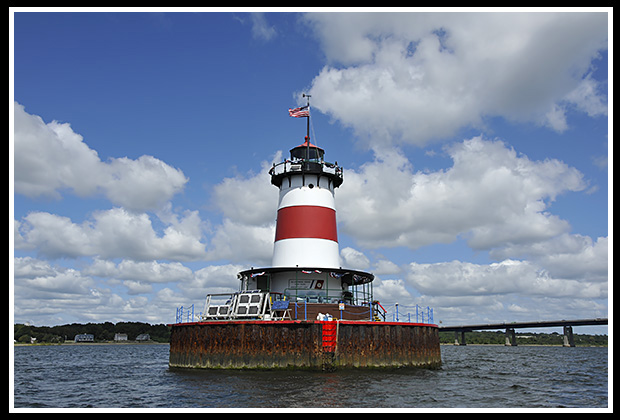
{"left": 439, "top": 318, "right": 608, "bottom": 347}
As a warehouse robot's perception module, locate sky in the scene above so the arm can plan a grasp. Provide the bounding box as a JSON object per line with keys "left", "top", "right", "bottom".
{"left": 11, "top": 9, "right": 611, "bottom": 334}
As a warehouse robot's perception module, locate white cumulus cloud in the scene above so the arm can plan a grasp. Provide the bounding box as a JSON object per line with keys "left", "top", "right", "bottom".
{"left": 337, "top": 136, "right": 587, "bottom": 251}
{"left": 303, "top": 12, "right": 608, "bottom": 147}
{"left": 14, "top": 102, "right": 188, "bottom": 212}
{"left": 15, "top": 208, "right": 207, "bottom": 261}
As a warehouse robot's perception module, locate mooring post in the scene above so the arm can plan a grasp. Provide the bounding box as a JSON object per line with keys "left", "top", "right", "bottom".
{"left": 505, "top": 328, "right": 517, "bottom": 346}
{"left": 563, "top": 325, "right": 575, "bottom": 347}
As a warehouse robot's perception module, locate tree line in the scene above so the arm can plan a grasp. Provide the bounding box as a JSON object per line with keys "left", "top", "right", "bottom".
{"left": 438, "top": 330, "right": 608, "bottom": 346}
{"left": 14, "top": 322, "right": 171, "bottom": 344}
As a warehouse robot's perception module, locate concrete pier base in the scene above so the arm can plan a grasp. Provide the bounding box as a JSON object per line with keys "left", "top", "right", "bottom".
{"left": 169, "top": 320, "right": 441, "bottom": 370}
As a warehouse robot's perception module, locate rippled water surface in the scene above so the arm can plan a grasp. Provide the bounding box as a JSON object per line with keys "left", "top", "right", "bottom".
{"left": 13, "top": 344, "right": 608, "bottom": 409}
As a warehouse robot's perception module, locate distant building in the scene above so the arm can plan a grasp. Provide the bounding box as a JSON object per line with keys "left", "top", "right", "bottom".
{"left": 74, "top": 333, "right": 94, "bottom": 342}
{"left": 114, "top": 333, "right": 128, "bottom": 341}
{"left": 135, "top": 333, "right": 150, "bottom": 341}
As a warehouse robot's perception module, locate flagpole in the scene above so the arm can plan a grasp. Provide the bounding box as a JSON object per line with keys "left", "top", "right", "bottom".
{"left": 303, "top": 94, "right": 311, "bottom": 161}
{"left": 301, "top": 94, "right": 311, "bottom": 263}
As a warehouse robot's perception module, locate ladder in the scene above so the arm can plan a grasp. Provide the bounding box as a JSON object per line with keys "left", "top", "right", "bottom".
{"left": 371, "top": 300, "right": 386, "bottom": 321}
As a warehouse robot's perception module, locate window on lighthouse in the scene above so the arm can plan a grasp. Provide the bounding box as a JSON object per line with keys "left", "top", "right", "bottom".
{"left": 290, "top": 146, "right": 324, "bottom": 162}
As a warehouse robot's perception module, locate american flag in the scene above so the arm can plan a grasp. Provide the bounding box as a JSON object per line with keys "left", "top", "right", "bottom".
{"left": 288, "top": 105, "right": 309, "bottom": 118}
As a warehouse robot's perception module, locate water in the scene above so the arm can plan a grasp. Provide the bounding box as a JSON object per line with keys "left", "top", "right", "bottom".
{"left": 12, "top": 344, "right": 608, "bottom": 409}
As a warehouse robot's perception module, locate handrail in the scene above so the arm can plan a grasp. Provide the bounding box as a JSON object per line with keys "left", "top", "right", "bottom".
{"left": 385, "top": 304, "right": 434, "bottom": 324}
{"left": 176, "top": 293, "right": 434, "bottom": 325}
{"left": 269, "top": 158, "right": 343, "bottom": 178}
{"left": 175, "top": 304, "right": 195, "bottom": 324}
{"left": 282, "top": 287, "right": 372, "bottom": 307}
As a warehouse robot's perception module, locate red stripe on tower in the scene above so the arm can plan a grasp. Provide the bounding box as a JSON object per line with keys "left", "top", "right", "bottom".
{"left": 274, "top": 206, "right": 338, "bottom": 242}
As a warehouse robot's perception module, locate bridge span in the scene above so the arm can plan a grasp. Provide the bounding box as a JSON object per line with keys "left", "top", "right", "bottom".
{"left": 440, "top": 318, "right": 608, "bottom": 347}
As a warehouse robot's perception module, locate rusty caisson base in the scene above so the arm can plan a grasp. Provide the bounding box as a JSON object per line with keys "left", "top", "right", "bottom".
{"left": 169, "top": 320, "right": 441, "bottom": 371}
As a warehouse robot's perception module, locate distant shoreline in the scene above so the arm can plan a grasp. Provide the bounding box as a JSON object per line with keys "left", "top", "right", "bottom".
{"left": 14, "top": 341, "right": 169, "bottom": 346}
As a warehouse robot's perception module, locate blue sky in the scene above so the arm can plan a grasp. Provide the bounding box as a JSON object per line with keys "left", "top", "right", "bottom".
{"left": 11, "top": 10, "right": 610, "bottom": 334}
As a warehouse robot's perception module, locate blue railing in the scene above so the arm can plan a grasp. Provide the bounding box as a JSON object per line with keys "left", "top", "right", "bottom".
{"left": 175, "top": 300, "right": 434, "bottom": 324}
{"left": 386, "top": 304, "right": 434, "bottom": 324}
{"left": 292, "top": 301, "right": 434, "bottom": 324}
{"left": 175, "top": 304, "right": 196, "bottom": 324}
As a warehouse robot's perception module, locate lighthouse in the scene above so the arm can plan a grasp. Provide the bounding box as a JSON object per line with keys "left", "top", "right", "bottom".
{"left": 234, "top": 97, "right": 374, "bottom": 311}
{"left": 168, "top": 99, "right": 441, "bottom": 370}
{"left": 271, "top": 137, "right": 341, "bottom": 268}
{"left": 271, "top": 96, "right": 342, "bottom": 269}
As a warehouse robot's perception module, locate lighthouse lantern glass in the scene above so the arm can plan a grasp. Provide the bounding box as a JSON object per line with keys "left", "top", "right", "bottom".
{"left": 290, "top": 145, "right": 324, "bottom": 162}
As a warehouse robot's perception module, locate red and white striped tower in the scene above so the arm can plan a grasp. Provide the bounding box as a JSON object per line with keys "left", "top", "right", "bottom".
{"left": 270, "top": 137, "right": 342, "bottom": 268}
{"left": 238, "top": 97, "right": 373, "bottom": 304}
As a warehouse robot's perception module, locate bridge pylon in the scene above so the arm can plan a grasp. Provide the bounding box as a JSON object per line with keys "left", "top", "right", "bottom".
{"left": 563, "top": 325, "right": 575, "bottom": 347}
{"left": 505, "top": 328, "right": 517, "bottom": 346}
